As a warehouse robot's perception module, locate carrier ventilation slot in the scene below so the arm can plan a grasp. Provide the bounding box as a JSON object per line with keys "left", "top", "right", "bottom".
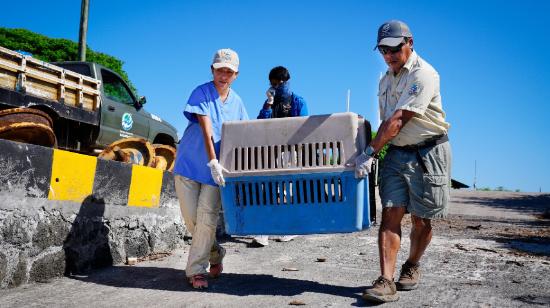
{"left": 234, "top": 176, "right": 345, "bottom": 206}
{"left": 232, "top": 141, "right": 344, "bottom": 172}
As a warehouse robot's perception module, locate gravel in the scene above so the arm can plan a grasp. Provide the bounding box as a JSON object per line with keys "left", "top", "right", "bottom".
{"left": 1, "top": 190, "right": 549, "bottom": 307}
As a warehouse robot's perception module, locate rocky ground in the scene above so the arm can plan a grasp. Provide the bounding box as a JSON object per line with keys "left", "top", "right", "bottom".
{"left": 0, "top": 190, "right": 549, "bottom": 307}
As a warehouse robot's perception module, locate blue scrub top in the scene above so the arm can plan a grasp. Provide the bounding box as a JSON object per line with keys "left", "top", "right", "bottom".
{"left": 174, "top": 81, "right": 249, "bottom": 186}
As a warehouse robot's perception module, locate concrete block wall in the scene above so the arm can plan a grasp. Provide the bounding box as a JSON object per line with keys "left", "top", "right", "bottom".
{"left": 0, "top": 139, "right": 188, "bottom": 288}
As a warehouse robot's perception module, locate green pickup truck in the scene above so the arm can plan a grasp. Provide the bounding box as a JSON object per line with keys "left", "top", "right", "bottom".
{"left": 0, "top": 46, "right": 178, "bottom": 156}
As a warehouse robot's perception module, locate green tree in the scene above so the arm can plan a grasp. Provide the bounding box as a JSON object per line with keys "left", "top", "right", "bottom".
{"left": 0, "top": 28, "right": 137, "bottom": 94}
{"left": 371, "top": 131, "right": 388, "bottom": 161}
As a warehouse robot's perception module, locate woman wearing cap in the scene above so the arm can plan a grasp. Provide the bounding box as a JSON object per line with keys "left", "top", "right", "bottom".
{"left": 173, "top": 48, "right": 249, "bottom": 289}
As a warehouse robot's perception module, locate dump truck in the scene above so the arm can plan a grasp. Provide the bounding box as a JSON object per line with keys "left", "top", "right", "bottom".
{"left": 0, "top": 45, "right": 178, "bottom": 168}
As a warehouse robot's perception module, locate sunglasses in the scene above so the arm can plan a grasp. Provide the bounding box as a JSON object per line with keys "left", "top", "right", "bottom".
{"left": 378, "top": 43, "right": 406, "bottom": 55}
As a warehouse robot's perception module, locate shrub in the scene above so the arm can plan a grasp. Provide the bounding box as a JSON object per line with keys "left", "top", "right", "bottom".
{"left": 0, "top": 27, "right": 137, "bottom": 94}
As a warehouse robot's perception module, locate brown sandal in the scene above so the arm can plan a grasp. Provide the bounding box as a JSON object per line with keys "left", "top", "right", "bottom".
{"left": 188, "top": 274, "right": 208, "bottom": 289}
{"left": 209, "top": 263, "right": 223, "bottom": 278}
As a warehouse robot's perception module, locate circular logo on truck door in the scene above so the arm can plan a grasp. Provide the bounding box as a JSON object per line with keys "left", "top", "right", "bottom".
{"left": 121, "top": 113, "right": 133, "bottom": 131}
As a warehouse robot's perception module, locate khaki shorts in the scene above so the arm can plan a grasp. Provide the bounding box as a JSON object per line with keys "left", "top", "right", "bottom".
{"left": 380, "top": 142, "right": 452, "bottom": 219}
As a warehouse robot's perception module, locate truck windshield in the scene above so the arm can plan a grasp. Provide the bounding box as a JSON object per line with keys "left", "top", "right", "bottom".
{"left": 101, "top": 69, "right": 134, "bottom": 105}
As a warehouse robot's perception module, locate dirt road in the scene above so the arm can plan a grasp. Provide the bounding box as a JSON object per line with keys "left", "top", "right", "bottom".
{"left": 1, "top": 190, "right": 549, "bottom": 307}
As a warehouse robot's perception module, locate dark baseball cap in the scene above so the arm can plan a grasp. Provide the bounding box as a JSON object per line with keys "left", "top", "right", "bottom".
{"left": 374, "top": 20, "right": 412, "bottom": 50}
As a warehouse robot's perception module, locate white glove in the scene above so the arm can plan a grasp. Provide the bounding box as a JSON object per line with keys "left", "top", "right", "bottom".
{"left": 207, "top": 159, "right": 227, "bottom": 187}
{"left": 265, "top": 87, "right": 275, "bottom": 105}
{"left": 355, "top": 152, "right": 374, "bottom": 178}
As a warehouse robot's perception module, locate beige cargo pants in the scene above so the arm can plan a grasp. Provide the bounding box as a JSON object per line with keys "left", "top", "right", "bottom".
{"left": 174, "top": 175, "right": 224, "bottom": 277}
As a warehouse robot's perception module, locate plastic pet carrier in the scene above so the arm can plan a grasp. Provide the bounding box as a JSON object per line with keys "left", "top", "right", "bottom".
{"left": 219, "top": 112, "right": 372, "bottom": 235}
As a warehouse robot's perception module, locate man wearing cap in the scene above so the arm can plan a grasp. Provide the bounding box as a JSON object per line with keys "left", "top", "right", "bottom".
{"left": 173, "top": 48, "right": 249, "bottom": 289}
{"left": 355, "top": 20, "right": 451, "bottom": 303}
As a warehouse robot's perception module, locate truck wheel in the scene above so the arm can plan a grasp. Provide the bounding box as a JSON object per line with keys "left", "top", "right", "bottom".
{"left": 151, "top": 144, "right": 176, "bottom": 172}
{"left": 98, "top": 137, "right": 155, "bottom": 167}
{"left": 0, "top": 108, "right": 56, "bottom": 147}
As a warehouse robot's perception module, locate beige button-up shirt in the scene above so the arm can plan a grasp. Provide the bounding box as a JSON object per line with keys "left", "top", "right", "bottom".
{"left": 379, "top": 51, "right": 450, "bottom": 146}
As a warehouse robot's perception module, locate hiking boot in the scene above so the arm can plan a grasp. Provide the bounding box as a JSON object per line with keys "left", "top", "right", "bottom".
{"left": 188, "top": 274, "right": 208, "bottom": 289}
{"left": 209, "top": 246, "right": 226, "bottom": 278}
{"left": 362, "top": 276, "right": 399, "bottom": 303}
{"left": 396, "top": 261, "right": 421, "bottom": 291}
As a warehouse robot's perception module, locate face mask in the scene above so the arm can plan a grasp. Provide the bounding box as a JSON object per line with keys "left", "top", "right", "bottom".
{"left": 274, "top": 81, "right": 292, "bottom": 101}
{"left": 272, "top": 81, "right": 292, "bottom": 118}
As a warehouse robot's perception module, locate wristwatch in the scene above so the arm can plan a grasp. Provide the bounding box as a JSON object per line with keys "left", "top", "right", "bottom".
{"left": 365, "top": 145, "right": 376, "bottom": 157}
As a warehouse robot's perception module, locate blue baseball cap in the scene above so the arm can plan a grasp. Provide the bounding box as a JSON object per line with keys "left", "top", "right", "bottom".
{"left": 374, "top": 20, "right": 412, "bottom": 50}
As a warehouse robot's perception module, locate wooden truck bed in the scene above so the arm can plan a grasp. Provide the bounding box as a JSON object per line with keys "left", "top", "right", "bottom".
{"left": 0, "top": 46, "right": 101, "bottom": 112}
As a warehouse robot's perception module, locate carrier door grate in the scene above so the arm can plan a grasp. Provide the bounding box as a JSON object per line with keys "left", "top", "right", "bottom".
{"left": 234, "top": 176, "right": 345, "bottom": 207}
{"left": 232, "top": 141, "right": 344, "bottom": 172}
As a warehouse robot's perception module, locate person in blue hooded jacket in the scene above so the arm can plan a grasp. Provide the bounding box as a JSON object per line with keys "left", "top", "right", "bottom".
{"left": 252, "top": 66, "right": 308, "bottom": 247}
{"left": 257, "top": 66, "right": 308, "bottom": 119}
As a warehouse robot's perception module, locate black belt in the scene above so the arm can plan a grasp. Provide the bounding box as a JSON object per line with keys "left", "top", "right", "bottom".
{"left": 389, "top": 134, "right": 449, "bottom": 152}
{"left": 388, "top": 135, "right": 449, "bottom": 173}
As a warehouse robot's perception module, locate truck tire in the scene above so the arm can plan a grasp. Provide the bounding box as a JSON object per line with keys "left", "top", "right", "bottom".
{"left": 98, "top": 137, "right": 155, "bottom": 167}
{"left": 151, "top": 144, "right": 176, "bottom": 172}
{"left": 0, "top": 108, "right": 56, "bottom": 147}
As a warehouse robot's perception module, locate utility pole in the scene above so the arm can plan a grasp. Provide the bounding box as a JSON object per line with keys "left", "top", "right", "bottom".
{"left": 78, "top": 0, "right": 89, "bottom": 61}
{"left": 473, "top": 160, "right": 477, "bottom": 191}
{"left": 346, "top": 89, "right": 350, "bottom": 112}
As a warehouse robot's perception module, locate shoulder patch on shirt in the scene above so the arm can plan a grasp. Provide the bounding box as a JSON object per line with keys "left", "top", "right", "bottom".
{"left": 408, "top": 83, "right": 420, "bottom": 96}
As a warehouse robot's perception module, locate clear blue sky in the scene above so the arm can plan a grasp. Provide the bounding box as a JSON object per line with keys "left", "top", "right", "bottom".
{"left": 2, "top": 0, "right": 549, "bottom": 192}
